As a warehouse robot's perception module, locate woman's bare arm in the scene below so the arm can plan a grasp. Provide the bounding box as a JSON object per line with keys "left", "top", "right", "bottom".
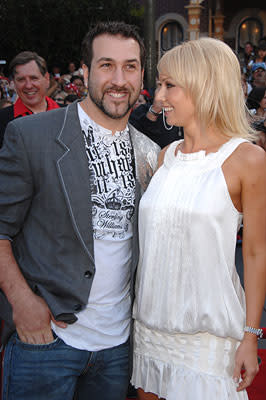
{"left": 233, "top": 144, "right": 266, "bottom": 391}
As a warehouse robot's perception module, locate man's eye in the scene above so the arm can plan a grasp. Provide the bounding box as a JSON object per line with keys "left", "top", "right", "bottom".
{"left": 101, "top": 63, "right": 111, "bottom": 68}
{"left": 126, "top": 64, "right": 136, "bottom": 70}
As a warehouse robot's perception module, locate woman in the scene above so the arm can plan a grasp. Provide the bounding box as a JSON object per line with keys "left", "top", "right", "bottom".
{"left": 247, "top": 42, "right": 266, "bottom": 71}
{"left": 131, "top": 38, "right": 266, "bottom": 400}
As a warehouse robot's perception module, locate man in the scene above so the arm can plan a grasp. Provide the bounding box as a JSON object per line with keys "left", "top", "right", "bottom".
{"left": 0, "top": 21, "right": 160, "bottom": 400}
{"left": 250, "top": 62, "right": 266, "bottom": 88}
{"left": 70, "top": 75, "right": 86, "bottom": 98}
{"left": 0, "top": 51, "right": 59, "bottom": 391}
{"left": 0, "top": 51, "right": 59, "bottom": 147}
{"left": 242, "top": 41, "right": 255, "bottom": 74}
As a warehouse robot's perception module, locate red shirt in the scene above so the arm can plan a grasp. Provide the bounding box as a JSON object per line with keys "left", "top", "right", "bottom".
{"left": 13, "top": 96, "right": 59, "bottom": 118}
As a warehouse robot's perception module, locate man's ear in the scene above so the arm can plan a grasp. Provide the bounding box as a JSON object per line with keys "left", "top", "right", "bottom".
{"left": 45, "top": 71, "right": 50, "bottom": 89}
{"left": 82, "top": 64, "right": 89, "bottom": 88}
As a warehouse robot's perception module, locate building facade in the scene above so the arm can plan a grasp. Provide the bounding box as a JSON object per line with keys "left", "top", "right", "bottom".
{"left": 152, "top": 0, "right": 265, "bottom": 57}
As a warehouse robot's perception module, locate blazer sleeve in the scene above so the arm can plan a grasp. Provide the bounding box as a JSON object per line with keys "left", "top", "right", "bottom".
{"left": 0, "top": 121, "right": 34, "bottom": 240}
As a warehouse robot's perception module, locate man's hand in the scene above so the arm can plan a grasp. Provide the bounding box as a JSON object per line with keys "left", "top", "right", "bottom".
{"left": 0, "top": 240, "right": 67, "bottom": 344}
{"left": 146, "top": 88, "right": 164, "bottom": 121}
{"left": 151, "top": 89, "right": 164, "bottom": 115}
{"left": 13, "top": 292, "right": 67, "bottom": 344}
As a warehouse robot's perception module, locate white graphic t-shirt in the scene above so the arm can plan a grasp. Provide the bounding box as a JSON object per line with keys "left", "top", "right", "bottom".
{"left": 52, "top": 104, "right": 135, "bottom": 351}
{"left": 81, "top": 107, "right": 135, "bottom": 240}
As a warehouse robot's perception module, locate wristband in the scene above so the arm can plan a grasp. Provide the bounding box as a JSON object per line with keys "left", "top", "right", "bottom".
{"left": 148, "top": 105, "right": 162, "bottom": 117}
{"left": 244, "top": 326, "right": 263, "bottom": 338}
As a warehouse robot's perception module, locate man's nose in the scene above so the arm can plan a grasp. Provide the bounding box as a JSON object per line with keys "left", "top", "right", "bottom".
{"left": 111, "top": 68, "right": 126, "bottom": 87}
{"left": 24, "top": 78, "right": 33, "bottom": 88}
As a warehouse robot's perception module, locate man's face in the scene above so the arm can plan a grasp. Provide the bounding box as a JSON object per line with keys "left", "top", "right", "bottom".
{"left": 68, "top": 63, "right": 76, "bottom": 73}
{"left": 13, "top": 60, "right": 49, "bottom": 109}
{"left": 253, "top": 68, "right": 265, "bottom": 80}
{"left": 245, "top": 43, "right": 253, "bottom": 55}
{"left": 72, "top": 77, "right": 85, "bottom": 95}
{"left": 85, "top": 34, "right": 143, "bottom": 120}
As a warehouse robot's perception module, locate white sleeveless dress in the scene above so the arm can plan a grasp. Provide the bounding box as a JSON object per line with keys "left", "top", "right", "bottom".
{"left": 131, "top": 138, "right": 249, "bottom": 400}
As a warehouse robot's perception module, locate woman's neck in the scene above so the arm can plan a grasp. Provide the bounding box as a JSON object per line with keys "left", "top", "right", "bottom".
{"left": 181, "top": 125, "right": 229, "bottom": 154}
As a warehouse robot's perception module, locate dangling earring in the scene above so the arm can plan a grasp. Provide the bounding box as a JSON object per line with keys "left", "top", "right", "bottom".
{"left": 162, "top": 108, "right": 173, "bottom": 131}
{"left": 178, "top": 127, "right": 183, "bottom": 137}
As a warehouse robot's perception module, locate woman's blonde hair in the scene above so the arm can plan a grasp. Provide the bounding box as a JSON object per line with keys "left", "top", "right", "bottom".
{"left": 158, "top": 37, "right": 255, "bottom": 139}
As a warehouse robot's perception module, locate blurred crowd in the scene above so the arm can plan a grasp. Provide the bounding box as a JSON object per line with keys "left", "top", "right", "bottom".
{"left": 239, "top": 39, "right": 266, "bottom": 150}
{"left": 0, "top": 39, "right": 265, "bottom": 150}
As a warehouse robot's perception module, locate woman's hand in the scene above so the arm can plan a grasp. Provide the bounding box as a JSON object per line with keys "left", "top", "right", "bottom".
{"left": 233, "top": 336, "right": 259, "bottom": 391}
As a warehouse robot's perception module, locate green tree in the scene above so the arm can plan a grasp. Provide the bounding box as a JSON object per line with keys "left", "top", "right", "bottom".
{"left": 0, "top": 0, "right": 143, "bottom": 74}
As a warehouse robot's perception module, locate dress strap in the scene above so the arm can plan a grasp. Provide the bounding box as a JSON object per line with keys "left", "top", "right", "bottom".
{"left": 215, "top": 137, "right": 249, "bottom": 166}
{"left": 164, "top": 139, "right": 183, "bottom": 167}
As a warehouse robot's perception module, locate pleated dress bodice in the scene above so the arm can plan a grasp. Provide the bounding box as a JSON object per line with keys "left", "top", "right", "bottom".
{"left": 133, "top": 137, "right": 248, "bottom": 341}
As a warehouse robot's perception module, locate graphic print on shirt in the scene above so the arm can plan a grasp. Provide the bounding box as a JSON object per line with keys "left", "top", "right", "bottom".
{"left": 81, "top": 116, "right": 135, "bottom": 240}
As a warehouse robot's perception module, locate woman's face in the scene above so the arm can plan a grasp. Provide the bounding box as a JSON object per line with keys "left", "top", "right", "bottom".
{"left": 156, "top": 73, "right": 196, "bottom": 128}
{"left": 258, "top": 49, "right": 266, "bottom": 60}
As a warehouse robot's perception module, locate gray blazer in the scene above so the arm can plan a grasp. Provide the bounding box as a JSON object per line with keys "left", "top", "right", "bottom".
{"left": 0, "top": 101, "right": 160, "bottom": 341}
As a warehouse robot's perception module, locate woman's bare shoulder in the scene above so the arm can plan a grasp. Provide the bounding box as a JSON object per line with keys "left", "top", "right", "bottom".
{"left": 233, "top": 141, "right": 266, "bottom": 167}
{"left": 233, "top": 141, "right": 266, "bottom": 181}
{"left": 157, "top": 144, "right": 171, "bottom": 168}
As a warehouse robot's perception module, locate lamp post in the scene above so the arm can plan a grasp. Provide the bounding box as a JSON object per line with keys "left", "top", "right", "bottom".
{"left": 185, "top": 0, "right": 204, "bottom": 41}
{"left": 213, "top": 0, "right": 225, "bottom": 41}
{"left": 144, "top": 0, "right": 156, "bottom": 91}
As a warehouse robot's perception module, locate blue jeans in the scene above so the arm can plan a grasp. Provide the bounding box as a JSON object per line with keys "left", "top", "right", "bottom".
{"left": 2, "top": 332, "right": 129, "bottom": 400}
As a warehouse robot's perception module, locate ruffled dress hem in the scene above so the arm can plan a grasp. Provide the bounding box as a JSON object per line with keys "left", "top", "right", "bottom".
{"left": 131, "top": 352, "right": 248, "bottom": 400}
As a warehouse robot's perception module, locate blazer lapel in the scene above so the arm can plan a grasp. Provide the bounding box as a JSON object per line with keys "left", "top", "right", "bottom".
{"left": 129, "top": 126, "right": 141, "bottom": 288}
{"left": 56, "top": 102, "right": 94, "bottom": 265}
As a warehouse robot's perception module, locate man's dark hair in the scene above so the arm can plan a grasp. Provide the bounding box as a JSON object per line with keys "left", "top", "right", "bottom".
{"left": 245, "top": 41, "right": 253, "bottom": 48}
{"left": 70, "top": 75, "right": 84, "bottom": 84}
{"left": 81, "top": 21, "right": 145, "bottom": 70}
{"left": 9, "top": 51, "right": 48, "bottom": 78}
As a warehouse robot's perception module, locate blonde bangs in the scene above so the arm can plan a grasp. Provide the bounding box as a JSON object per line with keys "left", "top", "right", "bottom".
{"left": 158, "top": 38, "right": 255, "bottom": 140}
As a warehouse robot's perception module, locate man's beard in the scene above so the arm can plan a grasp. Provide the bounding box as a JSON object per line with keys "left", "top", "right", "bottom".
{"left": 87, "top": 83, "right": 139, "bottom": 119}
